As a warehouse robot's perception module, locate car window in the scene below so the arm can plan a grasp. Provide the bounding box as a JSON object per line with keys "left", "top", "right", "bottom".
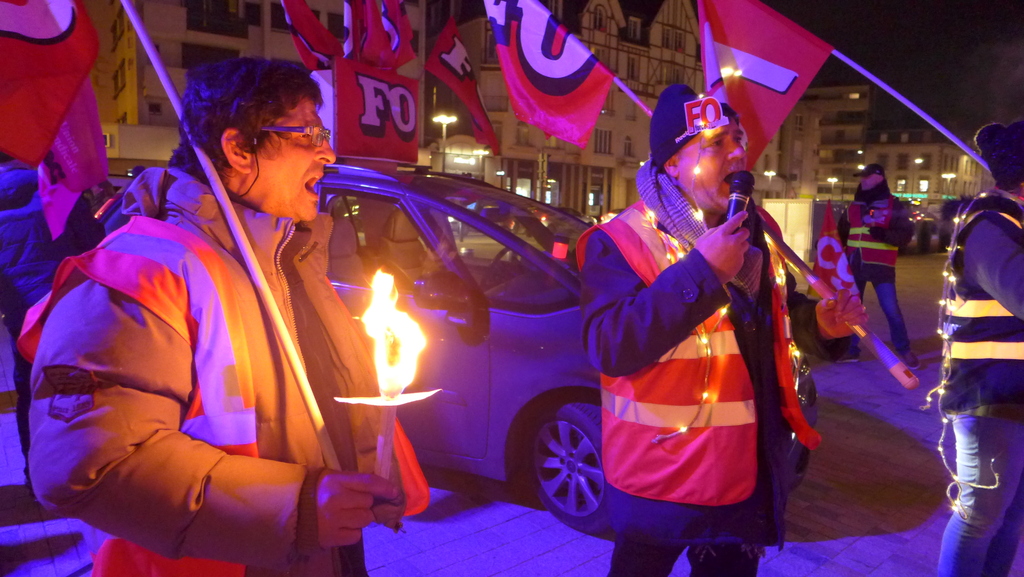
{"left": 406, "top": 175, "right": 587, "bottom": 272}
{"left": 420, "top": 206, "right": 575, "bottom": 315}
{"left": 326, "top": 193, "right": 441, "bottom": 292}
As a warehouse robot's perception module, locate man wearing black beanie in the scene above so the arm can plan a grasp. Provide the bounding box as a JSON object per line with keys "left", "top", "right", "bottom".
{"left": 577, "top": 84, "right": 864, "bottom": 576}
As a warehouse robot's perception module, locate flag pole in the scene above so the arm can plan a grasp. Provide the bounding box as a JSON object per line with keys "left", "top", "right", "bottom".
{"left": 831, "top": 49, "right": 987, "bottom": 171}
{"left": 613, "top": 77, "right": 652, "bottom": 117}
{"left": 633, "top": 101, "right": 917, "bottom": 389}
{"left": 118, "top": 0, "right": 342, "bottom": 470}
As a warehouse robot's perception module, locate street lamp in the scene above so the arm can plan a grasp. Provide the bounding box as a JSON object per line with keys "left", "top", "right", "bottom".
{"left": 914, "top": 157, "right": 924, "bottom": 165}
{"left": 764, "top": 170, "right": 776, "bottom": 197}
{"left": 942, "top": 173, "right": 957, "bottom": 197}
{"left": 827, "top": 176, "right": 839, "bottom": 197}
{"left": 433, "top": 114, "right": 457, "bottom": 170}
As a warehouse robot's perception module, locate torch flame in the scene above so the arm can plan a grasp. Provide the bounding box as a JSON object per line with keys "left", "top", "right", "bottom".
{"left": 362, "top": 270, "right": 427, "bottom": 400}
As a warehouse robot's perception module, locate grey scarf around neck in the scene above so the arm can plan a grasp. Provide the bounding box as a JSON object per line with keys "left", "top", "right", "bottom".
{"left": 636, "top": 161, "right": 762, "bottom": 298}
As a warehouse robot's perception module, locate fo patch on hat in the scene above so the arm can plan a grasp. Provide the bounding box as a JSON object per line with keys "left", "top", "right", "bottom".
{"left": 650, "top": 84, "right": 737, "bottom": 168}
{"left": 854, "top": 163, "right": 886, "bottom": 178}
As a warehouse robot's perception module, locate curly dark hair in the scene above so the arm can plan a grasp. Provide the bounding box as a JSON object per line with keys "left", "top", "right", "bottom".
{"left": 169, "top": 58, "right": 323, "bottom": 182}
{"left": 975, "top": 121, "right": 1024, "bottom": 191}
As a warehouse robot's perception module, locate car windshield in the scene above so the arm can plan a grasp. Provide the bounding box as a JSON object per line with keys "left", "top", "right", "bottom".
{"left": 405, "top": 174, "right": 591, "bottom": 272}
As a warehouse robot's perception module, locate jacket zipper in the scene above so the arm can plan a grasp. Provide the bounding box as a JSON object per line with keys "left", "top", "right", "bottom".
{"left": 274, "top": 226, "right": 304, "bottom": 369}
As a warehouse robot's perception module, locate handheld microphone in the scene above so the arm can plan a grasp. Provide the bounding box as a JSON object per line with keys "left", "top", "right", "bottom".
{"left": 724, "top": 171, "right": 755, "bottom": 224}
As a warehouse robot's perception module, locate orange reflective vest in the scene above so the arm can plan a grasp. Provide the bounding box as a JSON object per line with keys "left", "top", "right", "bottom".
{"left": 20, "top": 216, "right": 428, "bottom": 577}
{"left": 846, "top": 199, "right": 898, "bottom": 268}
{"left": 577, "top": 202, "right": 820, "bottom": 506}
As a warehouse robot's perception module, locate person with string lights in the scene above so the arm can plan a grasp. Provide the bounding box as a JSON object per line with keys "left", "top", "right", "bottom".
{"left": 937, "top": 121, "right": 1024, "bottom": 577}
{"left": 577, "top": 84, "right": 867, "bottom": 577}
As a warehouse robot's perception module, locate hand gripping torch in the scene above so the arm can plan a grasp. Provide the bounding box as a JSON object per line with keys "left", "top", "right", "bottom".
{"left": 721, "top": 171, "right": 919, "bottom": 391}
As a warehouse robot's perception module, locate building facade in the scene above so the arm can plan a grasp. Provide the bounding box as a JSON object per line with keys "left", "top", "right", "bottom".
{"left": 863, "top": 129, "right": 993, "bottom": 207}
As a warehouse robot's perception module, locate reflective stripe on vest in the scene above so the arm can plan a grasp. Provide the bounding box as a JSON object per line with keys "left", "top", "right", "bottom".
{"left": 602, "top": 389, "right": 756, "bottom": 428}
{"left": 948, "top": 298, "right": 1014, "bottom": 318}
{"left": 950, "top": 341, "right": 1024, "bottom": 360}
{"left": 658, "top": 330, "right": 740, "bottom": 361}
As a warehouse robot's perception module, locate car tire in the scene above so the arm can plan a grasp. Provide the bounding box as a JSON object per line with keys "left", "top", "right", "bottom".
{"left": 530, "top": 402, "right": 611, "bottom": 536}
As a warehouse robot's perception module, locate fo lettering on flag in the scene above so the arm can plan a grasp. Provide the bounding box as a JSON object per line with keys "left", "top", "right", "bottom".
{"left": 814, "top": 201, "right": 859, "bottom": 297}
{"left": 484, "top": 0, "right": 614, "bottom": 149}
{"left": 335, "top": 59, "right": 418, "bottom": 163}
{"left": 425, "top": 18, "right": 500, "bottom": 155}
{"left": 698, "top": 0, "right": 833, "bottom": 167}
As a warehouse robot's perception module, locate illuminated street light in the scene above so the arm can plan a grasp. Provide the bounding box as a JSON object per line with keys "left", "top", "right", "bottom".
{"left": 942, "top": 173, "right": 957, "bottom": 196}
{"left": 764, "top": 170, "right": 776, "bottom": 196}
{"left": 433, "top": 114, "right": 457, "bottom": 173}
{"left": 914, "top": 157, "right": 924, "bottom": 164}
{"left": 857, "top": 150, "right": 864, "bottom": 155}
{"left": 433, "top": 114, "right": 457, "bottom": 153}
{"left": 827, "top": 177, "right": 839, "bottom": 196}
{"left": 857, "top": 164, "right": 866, "bottom": 170}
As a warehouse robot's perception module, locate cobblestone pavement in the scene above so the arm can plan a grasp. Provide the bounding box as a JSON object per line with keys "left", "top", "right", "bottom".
{"left": 3, "top": 253, "right": 1024, "bottom": 576}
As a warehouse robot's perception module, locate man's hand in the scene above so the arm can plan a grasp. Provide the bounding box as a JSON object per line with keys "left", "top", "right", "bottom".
{"left": 317, "top": 471, "right": 400, "bottom": 548}
{"left": 816, "top": 288, "right": 867, "bottom": 339}
{"left": 694, "top": 212, "right": 750, "bottom": 284}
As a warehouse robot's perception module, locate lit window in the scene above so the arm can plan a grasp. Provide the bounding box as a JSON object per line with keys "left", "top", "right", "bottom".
{"left": 919, "top": 179, "right": 930, "bottom": 193}
{"left": 896, "top": 178, "right": 907, "bottom": 193}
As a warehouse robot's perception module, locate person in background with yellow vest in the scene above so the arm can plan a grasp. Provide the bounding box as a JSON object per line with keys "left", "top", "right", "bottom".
{"left": 937, "top": 121, "right": 1024, "bottom": 577}
{"left": 838, "top": 163, "right": 918, "bottom": 368}
{"left": 20, "top": 58, "right": 403, "bottom": 577}
{"left": 578, "top": 85, "right": 868, "bottom": 577}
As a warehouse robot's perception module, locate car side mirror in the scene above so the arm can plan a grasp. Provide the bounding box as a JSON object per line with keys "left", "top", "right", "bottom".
{"left": 413, "top": 269, "right": 471, "bottom": 312}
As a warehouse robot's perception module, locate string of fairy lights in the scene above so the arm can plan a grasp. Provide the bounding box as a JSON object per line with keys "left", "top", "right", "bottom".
{"left": 927, "top": 191, "right": 1007, "bottom": 519}
{"left": 640, "top": 204, "right": 805, "bottom": 445}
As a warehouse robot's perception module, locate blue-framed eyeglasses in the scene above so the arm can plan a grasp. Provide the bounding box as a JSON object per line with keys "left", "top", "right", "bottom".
{"left": 260, "top": 126, "right": 331, "bottom": 147}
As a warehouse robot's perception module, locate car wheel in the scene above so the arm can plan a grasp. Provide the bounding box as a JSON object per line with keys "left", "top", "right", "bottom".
{"left": 530, "top": 402, "right": 610, "bottom": 535}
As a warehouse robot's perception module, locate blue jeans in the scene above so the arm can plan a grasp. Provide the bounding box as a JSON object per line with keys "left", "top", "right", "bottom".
{"left": 848, "top": 278, "right": 911, "bottom": 354}
{"left": 939, "top": 415, "right": 1024, "bottom": 577}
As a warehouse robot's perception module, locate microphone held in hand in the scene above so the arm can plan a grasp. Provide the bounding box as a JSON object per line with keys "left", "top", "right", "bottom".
{"left": 724, "top": 171, "right": 755, "bottom": 224}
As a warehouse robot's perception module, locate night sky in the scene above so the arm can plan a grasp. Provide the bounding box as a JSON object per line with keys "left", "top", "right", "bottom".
{"left": 761, "top": 0, "right": 1024, "bottom": 137}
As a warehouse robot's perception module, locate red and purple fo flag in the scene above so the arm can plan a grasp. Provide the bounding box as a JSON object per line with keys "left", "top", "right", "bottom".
{"left": 425, "top": 18, "right": 500, "bottom": 155}
{"left": 0, "top": 0, "right": 107, "bottom": 238}
{"left": 484, "top": 0, "right": 614, "bottom": 149}
{"left": 334, "top": 58, "right": 419, "bottom": 163}
{"left": 0, "top": 0, "right": 99, "bottom": 165}
{"left": 698, "top": 0, "right": 833, "bottom": 167}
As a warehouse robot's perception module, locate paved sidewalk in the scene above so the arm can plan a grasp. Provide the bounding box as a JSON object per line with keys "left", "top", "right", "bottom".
{"left": 3, "top": 253, "right": 1024, "bottom": 576}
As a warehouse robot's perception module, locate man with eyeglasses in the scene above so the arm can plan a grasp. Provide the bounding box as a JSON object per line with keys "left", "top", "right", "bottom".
{"left": 21, "top": 58, "right": 401, "bottom": 577}
{"left": 578, "top": 85, "right": 865, "bottom": 576}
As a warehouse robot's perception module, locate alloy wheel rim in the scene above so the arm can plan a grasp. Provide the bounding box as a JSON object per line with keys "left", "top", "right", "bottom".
{"left": 534, "top": 419, "right": 604, "bottom": 517}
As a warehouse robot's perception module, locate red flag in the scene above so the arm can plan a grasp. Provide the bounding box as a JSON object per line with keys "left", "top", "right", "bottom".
{"left": 38, "top": 80, "right": 108, "bottom": 239}
{"left": 484, "top": 0, "right": 614, "bottom": 149}
{"left": 814, "top": 201, "right": 859, "bottom": 296}
{"left": 359, "top": 0, "right": 393, "bottom": 67}
{"left": 425, "top": 19, "right": 500, "bottom": 155}
{"left": 334, "top": 58, "right": 418, "bottom": 163}
{"left": 698, "top": 0, "right": 833, "bottom": 168}
{"left": 0, "top": 0, "right": 98, "bottom": 165}
{"left": 281, "top": 0, "right": 345, "bottom": 70}
{"left": 382, "top": 0, "right": 416, "bottom": 68}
